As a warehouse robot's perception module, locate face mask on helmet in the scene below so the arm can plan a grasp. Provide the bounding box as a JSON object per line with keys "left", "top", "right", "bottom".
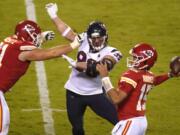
{"left": 15, "top": 20, "right": 42, "bottom": 47}
{"left": 87, "top": 21, "right": 108, "bottom": 52}
{"left": 127, "top": 43, "right": 158, "bottom": 70}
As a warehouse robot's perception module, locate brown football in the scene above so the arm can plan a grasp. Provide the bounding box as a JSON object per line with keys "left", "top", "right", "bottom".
{"left": 170, "top": 56, "right": 180, "bottom": 75}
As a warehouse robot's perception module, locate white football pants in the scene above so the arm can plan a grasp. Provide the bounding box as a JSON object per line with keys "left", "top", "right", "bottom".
{"left": 112, "top": 116, "right": 147, "bottom": 135}
{"left": 0, "top": 91, "right": 10, "bottom": 135}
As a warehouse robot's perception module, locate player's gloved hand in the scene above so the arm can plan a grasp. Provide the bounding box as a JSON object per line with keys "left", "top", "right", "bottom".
{"left": 45, "top": 3, "right": 58, "bottom": 19}
{"left": 168, "top": 56, "right": 180, "bottom": 78}
{"left": 70, "top": 33, "right": 85, "bottom": 49}
{"left": 168, "top": 71, "right": 180, "bottom": 78}
{"left": 62, "top": 54, "right": 77, "bottom": 68}
{"left": 41, "top": 31, "right": 55, "bottom": 41}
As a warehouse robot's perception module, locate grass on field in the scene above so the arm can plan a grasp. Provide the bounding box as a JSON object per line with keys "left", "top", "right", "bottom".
{"left": 0, "top": 0, "right": 180, "bottom": 135}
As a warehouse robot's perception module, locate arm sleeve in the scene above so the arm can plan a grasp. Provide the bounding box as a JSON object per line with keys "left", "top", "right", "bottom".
{"left": 118, "top": 70, "right": 140, "bottom": 94}
{"left": 153, "top": 73, "right": 169, "bottom": 86}
{"left": 118, "top": 81, "right": 134, "bottom": 94}
{"left": 107, "top": 49, "right": 122, "bottom": 63}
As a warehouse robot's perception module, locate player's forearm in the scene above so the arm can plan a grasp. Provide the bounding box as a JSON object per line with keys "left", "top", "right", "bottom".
{"left": 50, "top": 45, "right": 73, "bottom": 57}
{"left": 25, "top": 45, "right": 73, "bottom": 61}
{"left": 52, "top": 17, "right": 76, "bottom": 41}
{"left": 76, "top": 62, "right": 87, "bottom": 70}
{"left": 107, "top": 88, "right": 127, "bottom": 105}
{"left": 52, "top": 17, "right": 68, "bottom": 34}
{"left": 154, "top": 73, "right": 169, "bottom": 86}
{"left": 101, "top": 76, "right": 127, "bottom": 105}
{"left": 107, "top": 89, "right": 122, "bottom": 105}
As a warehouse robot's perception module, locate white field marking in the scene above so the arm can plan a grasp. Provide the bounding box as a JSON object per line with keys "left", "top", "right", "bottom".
{"left": 25, "top": 0, "right": 56, "bottom": 135}
{"left": 22, "top": 108, "right": 67, "bottom": 112}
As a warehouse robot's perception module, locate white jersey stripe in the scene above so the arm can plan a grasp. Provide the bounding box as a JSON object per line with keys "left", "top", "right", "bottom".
{"left": 121, "top": 77, "right": 137, "bottom": 88}
{"left": 0, "top": 45, "right": 8, "bottom": 67}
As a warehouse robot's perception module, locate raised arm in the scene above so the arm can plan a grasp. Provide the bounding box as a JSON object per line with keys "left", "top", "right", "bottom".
{"left": 45, "top": 3, "right": 76, "bottom": 41}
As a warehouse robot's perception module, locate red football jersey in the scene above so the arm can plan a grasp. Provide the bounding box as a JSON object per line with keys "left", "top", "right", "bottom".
{"left": 117, "top": 68, "right": 155, "bottom": 120}
{"left": 0, "top": 36, "right": 35, "bottom": 93}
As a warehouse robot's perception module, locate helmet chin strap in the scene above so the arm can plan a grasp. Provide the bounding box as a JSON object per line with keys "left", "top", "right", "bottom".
{"left": 138, "top": 65, "right": 148, "bottom": 70}
{"left": 127, "top": 55, "right": 150, "bottom": 70}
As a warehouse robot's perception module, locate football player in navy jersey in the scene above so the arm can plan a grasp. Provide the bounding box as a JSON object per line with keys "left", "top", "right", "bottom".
{"left": 46, "top": 3, "right": 122, "bottom": 135}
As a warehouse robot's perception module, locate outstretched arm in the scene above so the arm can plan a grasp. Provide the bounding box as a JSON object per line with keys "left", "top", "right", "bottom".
{"left": 154, "top": 56, "right": 180, "bottom": 85}
{"left": 154, "top": 72, "right": 179, "bottom": 86}
{"left": 153, "top": 73, "right": 170, "bottom": 86}
{"left": 19, "top": 45, "right": 73, "bottom": 61}
{"left": 45, "top": 3, "right": 76, "bottom": 41}
{"left": 18, "top": 35, "right": 82, "bottom": 61}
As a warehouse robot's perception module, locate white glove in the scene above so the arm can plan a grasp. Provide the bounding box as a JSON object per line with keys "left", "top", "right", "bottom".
{"left": 41, "top": 31, "right": 55, "bottom": 41}
{"left": 62, "top": 54, "right": 77, "bottom": 68}
{"left": 70, "top": 33, "right": 85, "bottom": 49}
{"left": 45, "top": 3, "right": 58, "bottom": 19}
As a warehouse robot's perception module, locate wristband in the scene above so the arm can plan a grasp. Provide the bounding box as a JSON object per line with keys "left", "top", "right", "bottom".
{"left": 101, "top": 77, "right": 114, "bottom": 92}
{"left": 70, "top": 36, "right": 81, "bottom": 49}
{"left": 62, "top": 27, "right": 71, "bottom": 37}
{"left": 70, "top": 42, "right": 80, "bottom": 49}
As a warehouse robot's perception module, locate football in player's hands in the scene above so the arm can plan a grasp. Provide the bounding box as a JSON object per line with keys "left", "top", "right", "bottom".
{"left": 169, "top": 56, "right": 180, "bottom": 77}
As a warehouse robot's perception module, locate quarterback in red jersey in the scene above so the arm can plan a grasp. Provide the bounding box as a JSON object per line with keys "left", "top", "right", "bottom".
{"left": 0, "top": 20, "right": 81, "bottom": 135}
{"left": 97, "top": 43, "right": 179, "bottom": 135}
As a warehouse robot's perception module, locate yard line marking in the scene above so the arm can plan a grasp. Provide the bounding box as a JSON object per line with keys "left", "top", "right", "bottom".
{"left": 22, "top": 108, "right": 67, "bottom": 112}
{"left": 35, "top": 62, "right": 56, "bottom": 135}
{"left": 24, "top": 0, "right": 56, "bottom": 135}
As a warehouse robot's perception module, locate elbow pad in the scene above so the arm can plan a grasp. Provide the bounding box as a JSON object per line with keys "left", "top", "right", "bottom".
{"left": 86, "top": 59, "right": 99, "bottom": 77}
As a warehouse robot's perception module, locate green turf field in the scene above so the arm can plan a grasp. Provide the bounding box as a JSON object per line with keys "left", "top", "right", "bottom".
{"left": 0, "top": 0, "right": 180, "bottom": 135}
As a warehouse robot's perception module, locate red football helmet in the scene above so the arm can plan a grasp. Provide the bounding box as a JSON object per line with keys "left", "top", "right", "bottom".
{"left": 127, "top": 43, "right": 158, "bottom": 70}
{"left": 15, "top": 20, "right": 42, "bottom": 47}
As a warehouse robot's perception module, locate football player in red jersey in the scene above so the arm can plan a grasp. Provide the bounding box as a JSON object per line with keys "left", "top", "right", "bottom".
{"left": 97, "top": 43, "right": 179, "bottom": 135}
{"left": 0, "top": 20, "right": 81, "bottom": 135}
